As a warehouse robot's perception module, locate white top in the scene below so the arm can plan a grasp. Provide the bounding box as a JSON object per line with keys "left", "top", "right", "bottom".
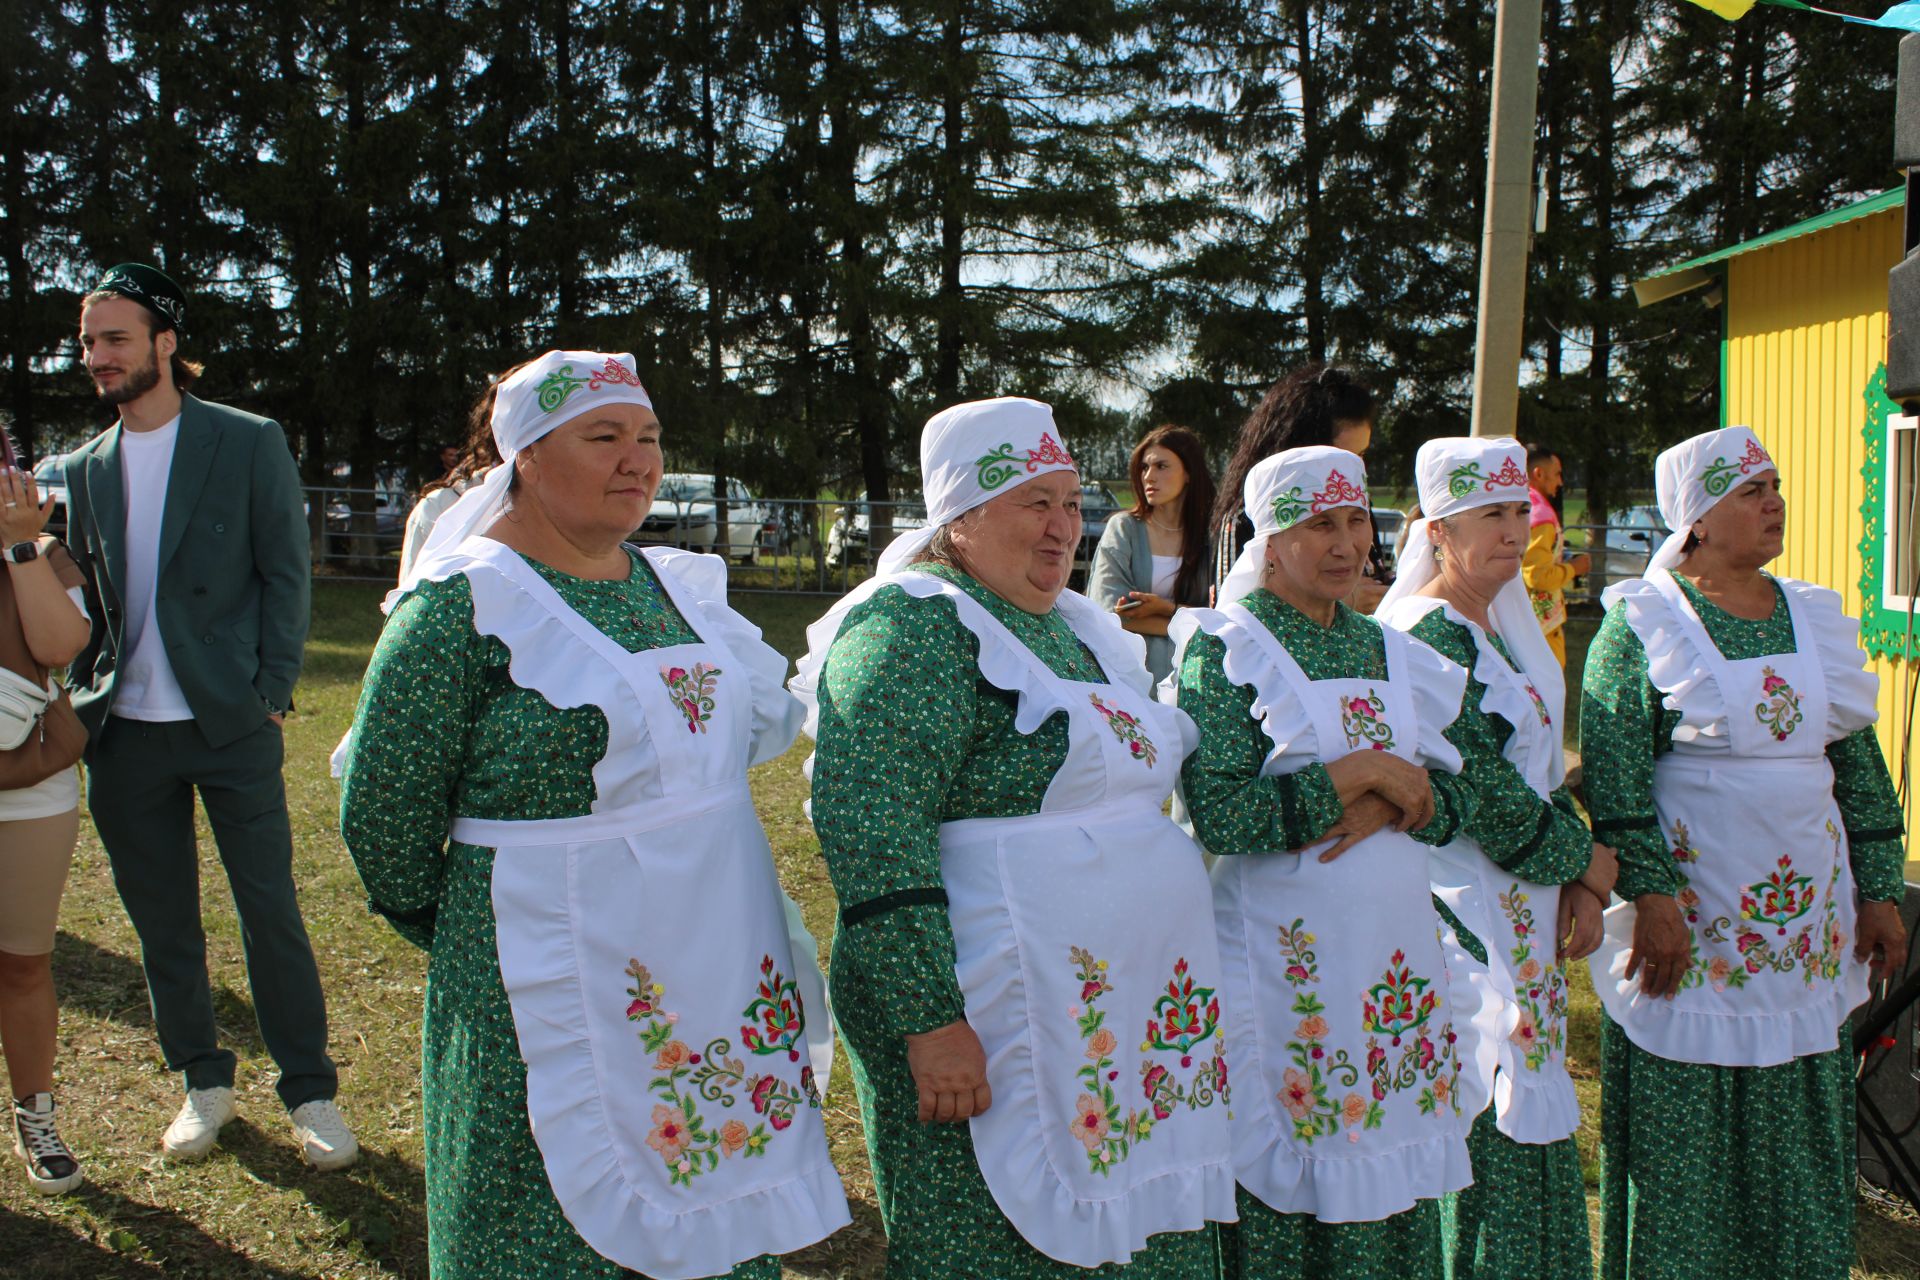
{"left": 399, "top": 483, "right": 467, "bottom": 584}
{"left": 0, "top": 584, "right": 91, "bottom": 819}
{"left": 115, "top": 416, "right": 193, "bottom": 721}
{"left": 1150, "top": 553, "right": 1180, "bottom": 599}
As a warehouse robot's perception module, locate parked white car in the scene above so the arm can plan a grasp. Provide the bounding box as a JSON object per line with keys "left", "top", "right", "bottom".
{"left": 634, "top": 474, "right": 771, "bottom": 563}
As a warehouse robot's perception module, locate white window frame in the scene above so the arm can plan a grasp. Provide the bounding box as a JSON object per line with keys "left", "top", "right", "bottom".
{"left": 1884, "top": 411, "right": 1920, "bottom": 615}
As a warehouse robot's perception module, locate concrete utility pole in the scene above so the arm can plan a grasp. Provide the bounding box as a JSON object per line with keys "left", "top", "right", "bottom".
{"left": 1469, "top": 0, "right": 1546, "bottom": 437}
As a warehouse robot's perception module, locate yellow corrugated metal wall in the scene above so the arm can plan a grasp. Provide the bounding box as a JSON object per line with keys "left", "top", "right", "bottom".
{"left": 1721, "top": 207, "right": 1913, "bottom": 850}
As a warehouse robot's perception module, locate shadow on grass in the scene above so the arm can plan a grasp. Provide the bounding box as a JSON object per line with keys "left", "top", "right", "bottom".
{"left": 52, "top": 929, "right": 267, "bottom": 1056}
{"left": 0, "top": 1185, "right": 317, "bottom": 1279}
{"left": 223, "top": 1118, "right": 428, "bottom": 1276}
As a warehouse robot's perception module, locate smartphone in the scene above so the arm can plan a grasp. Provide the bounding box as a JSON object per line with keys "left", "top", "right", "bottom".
{"left": 1115, "top": 597, "right": 1143, "bottom": 612}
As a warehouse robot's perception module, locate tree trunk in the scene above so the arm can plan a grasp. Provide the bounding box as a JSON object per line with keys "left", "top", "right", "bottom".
{"left": 701, "top": 16, "right": 731, "bottom": 558}
{"left": 824, "top": 0, "right": 889, "bottom": 516}
{"left": 344, "top": 0, "right": 381, "bottom": 567}
{"left": 1292, "top": 0, "right": 1326, "bottom": 365}
{"left": 0, "top": 102, "right": 35, "bottom": 463}
{"left": 933, "top": 0, "right": 966, "bottom": 401}
{"left": 1585, "top": 0, "right": 1620, "bottom": 523}
{"left": 553, "top": 0, "right": 579, "bottom": 333}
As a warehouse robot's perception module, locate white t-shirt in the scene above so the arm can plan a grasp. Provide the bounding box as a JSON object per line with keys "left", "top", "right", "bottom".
{"left": 0, "top": 583, "right": 91, "bottom": 820}
{"left": 1150, "top": 554, "right": 1182, "bottom": 600}
{"left": 114, "top": 416, "right": 194, "bottom": 722}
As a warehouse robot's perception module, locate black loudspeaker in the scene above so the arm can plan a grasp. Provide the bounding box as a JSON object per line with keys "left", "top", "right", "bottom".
{"left": 1856, "top": 884, "right": 1920, "bottom": 1206}
{"left": 1886, "top": 240, "right": 1920, "bottom": 407}
{"left": 1892, "top": 39, "right": 1920, "bottom": 406}
{"left": 1899, "top": 35, "right": 1920, "bottom": 171}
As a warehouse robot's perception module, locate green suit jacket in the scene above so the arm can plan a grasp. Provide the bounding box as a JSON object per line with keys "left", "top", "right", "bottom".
{"left": 64, "top": 395, "right": 311, "bottom": 749}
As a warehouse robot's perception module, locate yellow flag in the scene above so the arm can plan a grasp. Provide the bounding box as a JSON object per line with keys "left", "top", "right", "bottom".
{"left": 1682, "top": 0, "right": 1759, "bottom": 16}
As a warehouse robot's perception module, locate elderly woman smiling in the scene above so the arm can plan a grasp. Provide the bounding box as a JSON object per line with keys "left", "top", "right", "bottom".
{"left": 341, "top": 351, "right": 847, "bottom": 1280}
{"left": 1581, "top": 426, "right": 1907, "bottom": 1280}
{"left": 1171, "top": 446, "right": 1502, "bottom": 1280}
{"left": 794, "top": 398, "right": 1234, "bottom": 1276}
{"left": 1376, "top": 437, "right": 1616, "bottom": 1280}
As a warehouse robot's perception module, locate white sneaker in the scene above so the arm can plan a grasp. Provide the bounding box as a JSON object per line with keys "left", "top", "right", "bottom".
{"left": 289, "top": 1099, "right": 358, "bottom": 1171}
{"left": 162, "top": 1086, "right": 236, "bottom": 1161}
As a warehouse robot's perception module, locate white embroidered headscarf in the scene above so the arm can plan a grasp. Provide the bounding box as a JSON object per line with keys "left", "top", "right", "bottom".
{"left": 1646, "top": 425, "right": 1776, "bottom": 575}
{"left": 875, "top": 396, "right": 1079, "bottom": 575}
{"left": 1216, "top": 445, "right": 1370, "bottom": 607}
{"left": 1379, "top": 436, "right": 1565, "bottom": 781}
{"left": 387, "top": 350, "right": 654, "bottom": 610}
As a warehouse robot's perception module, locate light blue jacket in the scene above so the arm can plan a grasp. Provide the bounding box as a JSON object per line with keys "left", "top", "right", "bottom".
{"left": 1086, "top": 512, "right": 1206, "bottom": 686}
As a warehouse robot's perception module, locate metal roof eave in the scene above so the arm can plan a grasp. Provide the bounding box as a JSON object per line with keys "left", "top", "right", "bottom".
{"left": 1632, "top": 186, "right": 1906, "bottom": 309}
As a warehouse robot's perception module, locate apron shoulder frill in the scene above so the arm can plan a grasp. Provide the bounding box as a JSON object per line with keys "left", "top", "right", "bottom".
{"left": 1593, "top": 571, "right": 1876, "bottom": 1068}
{"left": 793, "top": 574, "right": 1169, "bottom": 744}
{"left": 1776, "top": 577, "right": 1880, "bottom": 741}
{"left": 1172, "top": 604, "right": 1505, "bottom": 1222}
{"left": 1601, "top": 575, "right": 1727, "bottom": 748}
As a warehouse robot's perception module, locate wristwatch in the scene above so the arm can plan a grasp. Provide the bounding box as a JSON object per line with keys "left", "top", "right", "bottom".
{"left": 4, "top": 542, "right": 39, "bottom": 564}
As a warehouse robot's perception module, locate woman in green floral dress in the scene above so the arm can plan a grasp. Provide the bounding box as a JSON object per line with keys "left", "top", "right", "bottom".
{"left": 340, "top": 352, "right": 848, "bottom": 1279}
{"left": 1378, "top": 436, "right": 1617, "bottom": 1280}
{"left": 1173, "top": 445, "right": 1503, "bottom": 1280}
{"left": 1581, "top": 426, "right": 1908, "bottom": 1280}
{"left": 795, "top": 397, "right": 1235, "bottom": 1277}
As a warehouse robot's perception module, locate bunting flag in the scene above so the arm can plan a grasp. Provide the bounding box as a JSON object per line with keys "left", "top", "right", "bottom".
{"left": 1682, "top": 0, "right": 1920, "bottom": 29}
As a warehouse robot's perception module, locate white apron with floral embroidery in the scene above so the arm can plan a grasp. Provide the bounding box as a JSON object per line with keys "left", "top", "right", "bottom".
{"left": 1377, "top": 596, "right": 1580, "bottom": 1147}
{"left": 794, "top": 572, "right": 1236, "bottom": 1268}
{"left": 437, "top": 537, "right": 849, "bottom": 1280}
{"left": 1592, "top": 571, "right": 1875, "bottom": 1068}
{"left": 1177, "top": 603, "right": 1504, "bottom": 1223}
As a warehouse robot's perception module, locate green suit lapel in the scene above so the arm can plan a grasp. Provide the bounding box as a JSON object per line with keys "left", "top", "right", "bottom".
{"left": 87, "top": 427, "right": 128, "bottom": 610}
{"left": 157, "top": 396, "right": 217, "bottom": 574}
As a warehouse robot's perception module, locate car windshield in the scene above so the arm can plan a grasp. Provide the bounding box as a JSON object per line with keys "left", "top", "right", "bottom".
{"left": 657, "top": 477, "right": 714, "bottom": 503}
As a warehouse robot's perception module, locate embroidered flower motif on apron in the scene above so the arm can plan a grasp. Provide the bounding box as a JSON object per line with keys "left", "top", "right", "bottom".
{"left": 443, "top": 539, "right": 848, "bottom": 1280}
{"left": 1592, "top": 572, "right": 1872, "bottom": 1068}
{"left": 1201, "top": 604, "right": 1501, "bottom": 1222}
{"left": 798, "top": 572, "right": 1236, "bottom": 1268}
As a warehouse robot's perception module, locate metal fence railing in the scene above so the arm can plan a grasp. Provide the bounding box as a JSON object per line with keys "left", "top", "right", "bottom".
{"left": 42, "top": 477, "right": 1670, "bottom": 601}
{"left": 294, "top": 491, "right": 1131, "bottom": 593}
{"left": 1560, "top": 521, "right": 1666, "bottom": 607}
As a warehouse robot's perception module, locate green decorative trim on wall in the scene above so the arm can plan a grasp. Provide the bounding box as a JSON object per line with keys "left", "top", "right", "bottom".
{"left": 1857, "top": 362, "right": 1918, "bottom": 661}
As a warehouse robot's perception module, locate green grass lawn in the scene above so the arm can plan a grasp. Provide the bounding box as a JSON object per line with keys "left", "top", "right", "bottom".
{"left": 2, "top": 581, "right": 1917, "bottom": 1278}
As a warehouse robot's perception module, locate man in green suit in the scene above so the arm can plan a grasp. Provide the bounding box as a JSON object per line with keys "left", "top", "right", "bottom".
{"left": 64, "top": 265, "right": 356, "bottom": 1170}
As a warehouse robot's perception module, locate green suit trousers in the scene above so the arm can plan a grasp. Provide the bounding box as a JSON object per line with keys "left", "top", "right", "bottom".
{"left": 87, "top": 716, "right": 336, "bottom": 1109}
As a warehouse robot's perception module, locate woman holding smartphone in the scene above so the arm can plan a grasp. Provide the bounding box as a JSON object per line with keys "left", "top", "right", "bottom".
{"left": 1088, "top": 425, "right": 1216, "bottom": 687}
{"left": 0, "top": 433, "right": 93, "bottom": 1196}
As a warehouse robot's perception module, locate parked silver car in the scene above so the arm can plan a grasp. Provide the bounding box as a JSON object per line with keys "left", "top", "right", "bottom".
{"left": 634, "top": 474, "right": 772, "bottom": 563}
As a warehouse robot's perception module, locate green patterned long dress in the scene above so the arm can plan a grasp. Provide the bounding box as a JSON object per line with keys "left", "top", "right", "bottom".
{"left": 808, "top": 562, "right": 1220, "bottom": 1279}
{"left": 339, "top": 550, "right": 780, "bottom": 1280}
{"left": 1176, "top": 588, "right": 1477, "bottom": 1280}
{"left": 1404, "top": 608, "right": 1594, "bottom": 1280}
{"left": 1580, "top": 570, "right": 1906, "bottom": 1280}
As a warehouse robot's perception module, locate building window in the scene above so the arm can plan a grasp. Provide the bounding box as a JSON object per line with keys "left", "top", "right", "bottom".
{"left": 1884, "top": 411, "right": 1920, "bottom": 614}
{"left": 1859, "top": 364, "right": 1920, "bottom": 659}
